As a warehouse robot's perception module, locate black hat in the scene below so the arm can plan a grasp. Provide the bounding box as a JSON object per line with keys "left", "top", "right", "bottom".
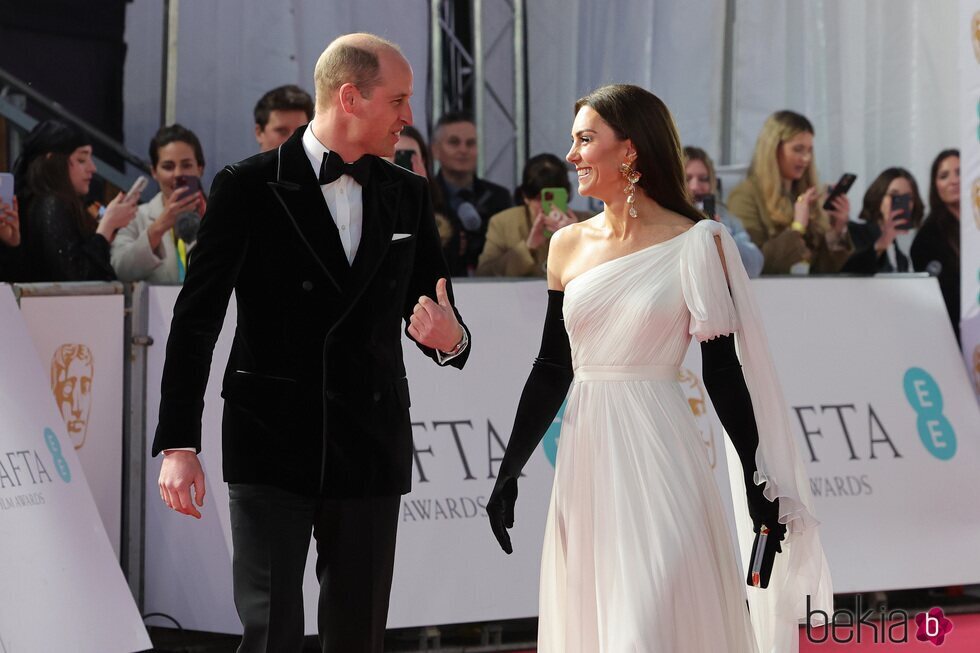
{"left": 12, "top": 120, "right": 91, "bottom": 188}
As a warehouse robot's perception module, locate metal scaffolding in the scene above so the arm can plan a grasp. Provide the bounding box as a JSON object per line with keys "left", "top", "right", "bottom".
{"left": 429, "top": 0, "right": 526, "bottom": 189}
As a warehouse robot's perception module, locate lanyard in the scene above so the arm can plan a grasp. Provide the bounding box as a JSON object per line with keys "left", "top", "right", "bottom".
{"left": 172, "top": 229, "right": 188, "bottom": 283}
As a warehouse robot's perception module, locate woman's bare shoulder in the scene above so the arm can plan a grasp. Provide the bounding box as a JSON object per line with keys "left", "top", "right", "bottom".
{"left": 547, "top": 213, "right": 601, "bottom": 289}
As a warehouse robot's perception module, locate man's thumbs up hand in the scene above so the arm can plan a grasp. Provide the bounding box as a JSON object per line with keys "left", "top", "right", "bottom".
{"left": 408, "top": 278, "right": 464, "bottom": 353}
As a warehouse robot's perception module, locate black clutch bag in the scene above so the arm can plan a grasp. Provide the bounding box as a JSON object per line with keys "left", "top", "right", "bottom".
{"left": 746, "top": 524, "right": 779, "bottom": 588}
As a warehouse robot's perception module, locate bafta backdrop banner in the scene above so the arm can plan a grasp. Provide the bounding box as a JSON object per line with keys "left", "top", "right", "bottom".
{"left": 142, "top": 276, "right": 980, "bottom": 633}
{"left": 0, "top": 286, "right": 151, "bottom": 653}
{"left": 19, "top": 293, "right": 126, "bottom": 558}
{"left": 960, "top": 0, "right": 980, "bottom": 399}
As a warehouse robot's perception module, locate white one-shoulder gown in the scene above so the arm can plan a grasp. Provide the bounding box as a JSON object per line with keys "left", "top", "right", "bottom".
{"left": 537, "top": 219, "right": 833, "bottom": 653}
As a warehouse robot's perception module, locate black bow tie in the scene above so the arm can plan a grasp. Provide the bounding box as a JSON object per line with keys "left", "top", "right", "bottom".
{"left": 319, "top": 150, "right": 371, "bottom": 186}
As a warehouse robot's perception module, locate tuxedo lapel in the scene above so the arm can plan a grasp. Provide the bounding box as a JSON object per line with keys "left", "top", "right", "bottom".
{"left": 266, "top": 129, "right": 349, "bottom": 292}
{"left": 345, "top": 158, "right": 403, "bottom": 301}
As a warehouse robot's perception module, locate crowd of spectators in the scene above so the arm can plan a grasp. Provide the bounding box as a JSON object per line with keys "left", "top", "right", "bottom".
{"left": 0, "top": 91, "right": 964, "bottom": 338}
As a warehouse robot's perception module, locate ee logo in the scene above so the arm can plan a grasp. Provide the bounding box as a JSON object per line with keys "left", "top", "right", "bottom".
{"left": 44, "top": 427, "right": 72, "bottom": 482}
{"left": 903, "top": 368, "right": 956, "bottom": 460}
{"left": 541, "top": 400, "right": 567, "bottom": 468}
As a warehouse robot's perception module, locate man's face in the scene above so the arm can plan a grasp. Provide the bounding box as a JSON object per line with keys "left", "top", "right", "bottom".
{"left": 433, "top": 121, "right": 477, "bottom": 176}
{"left": 54, "top": 356, "right": 93, "bottom": 449}
{"left": 349, "top": 50, "right": 414, "bottom": 158}
{"left": 255, "top": 109, "right": 310, "bottom": 152}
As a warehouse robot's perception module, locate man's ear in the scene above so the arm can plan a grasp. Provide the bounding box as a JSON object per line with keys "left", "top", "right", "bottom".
{"left": 254, "top": 123, "right": 263, "bottom": 144}
{"left": 338, "top": 83, "right": 359, "bottom": 115}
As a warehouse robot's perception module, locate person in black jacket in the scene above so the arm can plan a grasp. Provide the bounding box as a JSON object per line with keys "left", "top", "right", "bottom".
{"left": 13, "top": 120, "right": 137, "bottom": 282}
{"left": 432, "top": 112, "right": 513, "bottom": 275}
{"left": 154, "top": 34, "right": 471, "bottom": 653}
{"left": 841, "top": 167, "right": 923, "bottom": 274}
{"left": 911, "top": 149, "right": 961, "bottom": 341}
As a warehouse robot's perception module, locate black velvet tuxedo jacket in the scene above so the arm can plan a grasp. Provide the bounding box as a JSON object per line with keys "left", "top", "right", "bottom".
{"left": 152, "top": 127, "right": 470, "bottom": 497}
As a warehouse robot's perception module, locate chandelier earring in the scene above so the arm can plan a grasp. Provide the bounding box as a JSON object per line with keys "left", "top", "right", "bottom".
{"left": 620, "top": 156, "right": 642, "bottom": 218}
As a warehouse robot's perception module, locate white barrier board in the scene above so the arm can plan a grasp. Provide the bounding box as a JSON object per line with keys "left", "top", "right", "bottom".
{"left": 143, "top": 276, "right": 980, "bottom": 633}
{"left": 19, "top": 293, "right": 125, "bottom": 558}
{"left": 0, "top": 285, "right": 151, "bottom": 653}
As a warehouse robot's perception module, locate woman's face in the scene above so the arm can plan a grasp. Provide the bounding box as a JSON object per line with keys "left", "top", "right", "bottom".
{"left": 776, "top": 131, "right": 814, "bottom": 182}
{"left": 394, "top": 134, "right": 427, "bottom": 177}
{"left": 152, "top": 141, "right": 203, "bottom": 200}
{"left": 935, "top": 155, "right": 960, "bottom": 208}
{"left": 685, "top": 160, "right": 712, "bottom": 198}
{"left": 566, "top": 106, "right": 632, "bottom": 201}
{"left": 67, "top": 146, "right": 97, "bottom": 195}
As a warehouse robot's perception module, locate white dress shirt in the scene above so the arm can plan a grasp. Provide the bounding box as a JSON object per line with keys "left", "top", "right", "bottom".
{"left": 302, "top": 125, "right": 363, "bottom": 264}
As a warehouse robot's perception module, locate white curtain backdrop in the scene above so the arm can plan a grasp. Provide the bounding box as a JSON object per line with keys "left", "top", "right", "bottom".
{"left": 122, "top": 1, "right": 958, "bottom": 203}
{"left": 527, "top": 0, "right": 726, "bottom": 173}
{"left": 123, "top": 0, "right": 431, "bottom": 191}
{"left": 732, "top": 0, "right": 959, "bottom": 205}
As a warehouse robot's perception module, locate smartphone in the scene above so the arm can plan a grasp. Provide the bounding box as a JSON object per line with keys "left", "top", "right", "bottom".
{"left": 697, "top": 194, "right": 715, "bottom": 218}
{"left": 540, "top": 187, "right": 568, "bottom": 216}
{"left": 822, "top": 173, "right": 857, "bottom": 210}
{"left": 124, "top": 175, "right": 147, "bottom": 203}
{"left": 175, "top": 174, "right": 202, "bottom": 196}
{"left": 890, "top": 193, "right": 912, "bottom": 230}
{"left": 394, "top": 149, "right": 415, "bottom": 171}
{"left": 0, "top": 172, "right": 13, "bottom": 208}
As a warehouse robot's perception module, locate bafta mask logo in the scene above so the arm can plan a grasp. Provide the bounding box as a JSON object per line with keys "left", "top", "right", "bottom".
{"left": 973, "top": 12, "right": 980, "bottom": 63}
{"left": 50, "top": 344, "right": 94, "bottom": 450}
{"left": 677, "top": 368, "right": 717, "bottom": 469}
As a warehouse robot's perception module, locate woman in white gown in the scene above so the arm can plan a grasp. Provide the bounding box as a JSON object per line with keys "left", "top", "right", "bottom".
{"left": 487, "top": 85, "right": 833, "bottom": 652}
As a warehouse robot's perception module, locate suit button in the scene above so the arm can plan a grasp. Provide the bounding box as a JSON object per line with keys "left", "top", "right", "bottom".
{"left": 302, "top": 280, "right": 313, "bottom": 291}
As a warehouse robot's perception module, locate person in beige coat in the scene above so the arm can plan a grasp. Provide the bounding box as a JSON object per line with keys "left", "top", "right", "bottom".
{"left": 477, "top": 153, "right": 582, "bottom": 277}
{"left": 727, "top": 111, "right": 852, "bottom": 275}
{"left": 111, "top": 125, "right": 206, "bottom": 283}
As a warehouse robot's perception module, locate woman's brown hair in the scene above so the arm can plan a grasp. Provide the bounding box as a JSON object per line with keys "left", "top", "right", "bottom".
{"left": 26, "top": 152, "right": 96, "bottom": 235}
{"left": 858, "top": 167, "right": 924, "bottom": 229}
{"left": 575, "top": 84, "right": 704, "bottom": 223}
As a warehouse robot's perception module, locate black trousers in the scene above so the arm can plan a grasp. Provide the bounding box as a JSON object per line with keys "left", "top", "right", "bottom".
{"left": 229, "top": 484, "right": 401, "bottom": 653}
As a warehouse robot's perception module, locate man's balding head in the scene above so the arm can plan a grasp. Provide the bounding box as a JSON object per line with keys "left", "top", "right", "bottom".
{"left": 314, "top": 33, "right": 404, "bottom": 111}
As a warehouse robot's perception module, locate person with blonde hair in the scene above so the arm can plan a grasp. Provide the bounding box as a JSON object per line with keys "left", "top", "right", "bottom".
{"left": 728, "top": 110, "right": 852, "bottom": 274}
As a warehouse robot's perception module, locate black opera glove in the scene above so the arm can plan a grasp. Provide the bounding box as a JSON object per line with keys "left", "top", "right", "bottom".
{"left": 488, "top": 290, "right": 573, "bottom": 554}
{"left": 700, "top": 334, "right": 786, "bottom": 588}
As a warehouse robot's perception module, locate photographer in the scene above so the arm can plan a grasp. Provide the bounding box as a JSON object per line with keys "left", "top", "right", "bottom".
{"left": 111, "top": 124, "right": 206, "bottom": 283}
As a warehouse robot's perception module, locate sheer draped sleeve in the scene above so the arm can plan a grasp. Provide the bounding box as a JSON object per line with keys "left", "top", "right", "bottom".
{"left": 680, "top": 219, "right": 833, "bottom": 653}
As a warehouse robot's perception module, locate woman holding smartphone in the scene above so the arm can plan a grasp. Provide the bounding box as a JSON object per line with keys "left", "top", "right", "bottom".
{"left": 728, "top": 110, "right": 852, "bottom": 274}
{"left": 476, "top": 153, "right": 580, "bottom": 277}
{"left": 111, "top": 124, "right": 207, "bottom": 283}
{"left": 14, "top": 120, "right": 137, "bottom": 282}
{"left": 841, "top": 168, "right": 923, "bottom": 274}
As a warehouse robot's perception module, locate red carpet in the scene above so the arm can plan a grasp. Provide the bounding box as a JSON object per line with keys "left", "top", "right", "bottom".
{"left": 799, "top": 611, "right": 980, "bottom": 651}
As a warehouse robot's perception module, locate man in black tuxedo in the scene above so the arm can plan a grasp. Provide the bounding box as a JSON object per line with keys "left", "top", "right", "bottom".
{"left": 153, "top": 33, "right": 470, "bottom": 652}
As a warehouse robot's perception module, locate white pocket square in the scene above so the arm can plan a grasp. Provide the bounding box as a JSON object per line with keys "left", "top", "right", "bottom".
{"left": 391, "top": 233, "right": 413, "bottom": 241}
